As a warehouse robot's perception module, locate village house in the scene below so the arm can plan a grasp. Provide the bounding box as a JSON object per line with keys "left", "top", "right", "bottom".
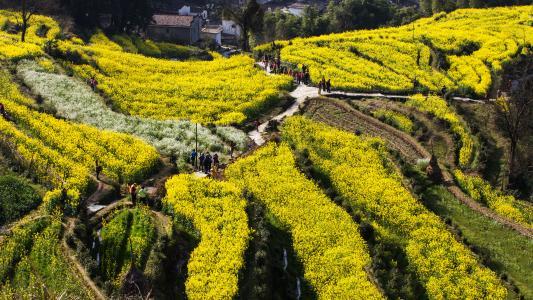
{"left": 201, "top": 25, "right": 223, "bottom": 46}
{"left": 147, "top": 14, "right": 201, "bottom": 45}
{"left": 221, "top": 19, "right": 242, "bottom": 45}
{"left": 283, "top": 2, "right": 310, "bottom": 17}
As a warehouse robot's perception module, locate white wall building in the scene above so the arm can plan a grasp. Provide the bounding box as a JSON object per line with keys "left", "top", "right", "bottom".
{"left": 222, "top": 19, "right": 242, "bottom": 38}
{"left": 201, "top": 25, "right": 223, "bottom": 46}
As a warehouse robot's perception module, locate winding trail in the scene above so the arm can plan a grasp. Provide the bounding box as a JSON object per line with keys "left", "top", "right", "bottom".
{"left": 304, "top": 98, "right": 429, "bottom": 162}
{"left": 249, "top": 63, "right": 489, "bottom": 145}
{"left": 249, "top": 84, "right": 318, "bottom": 145}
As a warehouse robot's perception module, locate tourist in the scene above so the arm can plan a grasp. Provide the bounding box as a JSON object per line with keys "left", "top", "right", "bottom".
{"left": 326, "top": 79, "right": 331, "bottom": 93}
{"left": 129, "top": 183, "right": 137, "bottom": 205}
{"left": 199, "top": 152, "right": 205, "bottom": 170}
{"left": 441, "top": 86, "right": 447, "bottom": 96}
{"left": 90, "top": 76, "right": 98, "bottom": 91}
{"left": 190, "top": 149, "right": 197, "bottom": 168}
{"left": 137, "top": 185, "right": 148, "bottom": 204}
{"left": 229, "top": 141, "right": 236, "bottom": 159}
{"left": 213, "top": 153, "right": 220, "bottom": 172}
{"left": 0, "top": 102, "right": 6, "bottom": 119}
{"left": 95, "top": 159, "right": 103, "bottom": 181}
{"left": 204, "top": 153, "right": 212, "bottom": 174}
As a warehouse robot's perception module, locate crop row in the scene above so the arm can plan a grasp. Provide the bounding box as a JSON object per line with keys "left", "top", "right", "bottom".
{"left": 164, "top": 175, "right": 250, "bottom": 300}
{"left": 0, "top": 67, "right": 159, "bottom": 210}
{"left": 226, "top": 143, "right": 383, "bottom": 299}
{"left": 281, "top": 116, "right": 506, "bottom": 299}
{"left": 257, "top": 7, "right": 532, "bottom": 97}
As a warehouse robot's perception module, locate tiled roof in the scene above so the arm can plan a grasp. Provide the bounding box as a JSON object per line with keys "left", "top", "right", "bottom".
{"left": 202, "top": 25, "right": 223, "bottom": 34}
{"left": 151, "top": 14, "right": 195, "bottom": 27}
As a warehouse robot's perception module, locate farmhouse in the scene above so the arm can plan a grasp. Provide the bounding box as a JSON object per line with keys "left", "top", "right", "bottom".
{"left": 147, "top": 14, "right": 201, "bottom": 44}
{"left": 201, "top": 25, "right": 223, "bottom": 46}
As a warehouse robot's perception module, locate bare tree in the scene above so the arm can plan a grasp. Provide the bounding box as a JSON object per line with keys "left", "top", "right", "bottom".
{"left": 0, "top": 0, "right": 57, "bottom": 42}
{"left": 495, "top": 68, "right": 533, "bottom": 178}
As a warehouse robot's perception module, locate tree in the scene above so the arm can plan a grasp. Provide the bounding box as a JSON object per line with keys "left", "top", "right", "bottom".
{"left": 496, "top": 69, "right": 533, "bottom": 180}
{"left": 468, "top": 0, "right": 484, "bottom": 8}
{"left": 419, "top": 0, "right": 433, "bottom": 15}
{"left": 456, "top": 0, "right": 469, "bottom": 8}
{"left": 224, "top": 0, "right": 264, "bottom": 52}
{"left": 64, "top": 0, "right": 153, "bottom": 32}
{"left": 0, "top": 0, "right": 58, "bottom": 42}
{"left": 432, "top": 0, "right": 446, "bottom": 13}
{"left": 63, "top": 0, "right": 104, "bottom": 28}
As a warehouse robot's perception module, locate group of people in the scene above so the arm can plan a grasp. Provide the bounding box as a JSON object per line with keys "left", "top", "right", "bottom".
{"left": 261, "top": 55, "right": 311, "bottom": 85}
{"left": 318, "top": 77, "right": 332, "bottom": 94}
{"left": 190, "top": 149, "right": 220, "bottom": 175}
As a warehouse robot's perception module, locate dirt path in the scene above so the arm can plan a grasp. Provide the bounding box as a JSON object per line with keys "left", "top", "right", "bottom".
{"left": 62, "top": 218, "right": 107, "bottom": 300}
{"left": 249, "top": 84, "right": 318, "bottom": 145}
{"left": 304, "top": 98, "right": 429, "bottom": 162}
{"left": 303, "top": 97, "right": 533, "bottom": 238}
{"left": 356, "top": 99, "right": 457, "bottom": 166}
{"left": 441, "top": 173, "right": 533, "bottom": 238}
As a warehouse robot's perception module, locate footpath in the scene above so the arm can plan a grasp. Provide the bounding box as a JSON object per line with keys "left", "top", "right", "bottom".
{"left": 249, "top": 63, "right": 490, "bottom": 145}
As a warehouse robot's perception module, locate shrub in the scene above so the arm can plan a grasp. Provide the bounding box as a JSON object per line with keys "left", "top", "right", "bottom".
{"left": 0, "top": 175, "right": 41, "bottom": 225}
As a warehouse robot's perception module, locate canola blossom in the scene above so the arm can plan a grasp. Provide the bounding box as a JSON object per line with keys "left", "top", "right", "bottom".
{"left": 16, "top": 60, "right": 248, "bottom": 163}
{"left": 406, "top": 94, "right": 475, "bottom": 168}
{"left": 372, "top": 108, "right": 414, "bottom": 133}
{"left": 256, "top": 6, "right": 532, "bottom": 97}
{"left": 0, "top": 11, "right": 60, "bottom": 61}
{"left": 281, "top": 116, "right": 507, "bottom": 299}
{"left": 54, "top": 33, "right": 293, "bottom": 125}
{"left": 0, "top": 68, "right": 159, "bottom": 209}
{"left": 454, "top": 170, "right": 532, "bottom": 228}
{"left": 164, "top": 175, "right": 250, "bottom": 300}
{"left": 226, "top": 143, "right": 383, "bottom": 299}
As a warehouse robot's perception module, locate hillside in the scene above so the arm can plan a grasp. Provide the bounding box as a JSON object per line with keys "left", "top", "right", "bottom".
{"left": 256, "top": 6, "right": 532, "bottom": 97}
{"left": 0, "top": 5, "right": 531, "bottom": 300}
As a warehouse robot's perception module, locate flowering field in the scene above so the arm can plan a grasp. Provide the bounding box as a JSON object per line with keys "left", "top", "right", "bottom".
{"left": 0, "top": 11, "right": 60, "bottom": 61}
{"left": 0, "top": 67, "right": 159, "bottom": 209}
{"left": 226, "top": 143, "right": 382, "bottom": 299}
{"left": 256, "top": 6, "right": 532, "bottom": 97}
{"left": 164, "top": 175, "right": 250, "bottom": 300}
{"left": 54, "top": 32, "right": 293, "bottom": 125}
{"left": 17, "top": 59, "right": 248, "bottom": 163}
{"left": 281, "top": 116, "right": 506, "bottom": 299}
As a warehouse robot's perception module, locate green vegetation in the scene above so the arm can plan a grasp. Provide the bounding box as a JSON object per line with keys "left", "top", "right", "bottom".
{"left": 423, "top": 185, "right": 533, "bottom": 299}
{"left": 372, "top": 108, "right": 415, "bottom": 133}
{"left": 0, "top": 217, "right": 90, "bottom": 298}
{"left": 0, "top": 176, "right": 41, "bottom": 225}
{"left": 99, "top": 207, "right": 156, "bottom": 291}
{"left": 111, "top": 34, "right": 210, "bottom": 60}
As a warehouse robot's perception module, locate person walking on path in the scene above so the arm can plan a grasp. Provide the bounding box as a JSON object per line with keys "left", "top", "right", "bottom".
{"left": 199, "top": 152, "right": 205, "bottom": 171}
{"left": 190, "top": 149, "right": 197, "bottom": 169}
{"left": 129, "top": 183, "right": 137, "bottom": 206}
{"left": 0, "top": 102, "right": 6, "bottom": 119}
{"left": 95, "top": 159, "right": 103, "bottom": 181}
{"left": 137, "top": 185, "right": 148, "bottom": 204}
{"left": 204, "top": 153, "right": 212, "bottom": 174}
{"left": 326, "top": 79, "right": 331, "bottom": 93}
{"left": 213, "top": 153, "right": 220, "bottom": 173}
{"left": 318, "top": 80, "right": 323, "bottom": 95}
{"left": 89, "top": 76, "right": 98, "bottom": 91}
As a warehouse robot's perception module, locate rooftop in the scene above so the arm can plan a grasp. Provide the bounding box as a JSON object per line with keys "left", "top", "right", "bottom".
{"left": 151, "top": 14, "right": 195, "bottom": 27}
{"left": 202, "top": 25, "right": 223, "bottom": 34}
